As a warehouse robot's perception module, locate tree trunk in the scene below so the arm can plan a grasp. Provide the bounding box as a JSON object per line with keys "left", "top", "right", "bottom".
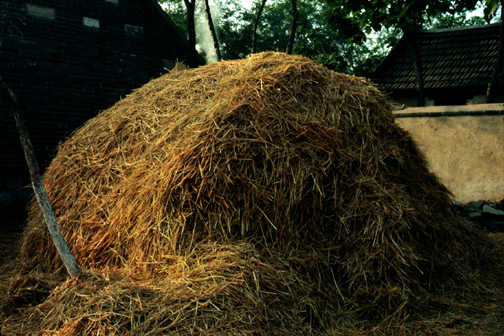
{"left": 403, "top": 27, "right": 425, "bottom": 107}
{"left": 487, "top": 2, "right": 504, "bottom": 103}
{"left": 203, "top": 0, "right": 221, "bottom": 62}
{"left": 251, "top": 0, "right": 268, "bottom": 54}
{"left": 285, "top": 0, "right": 298, "bottom": 54}
{"left": 183, "top": 0, "right": 198, "bottom": 66}
{"left": 0, "top": 76, "right": 80, "bottom": 277}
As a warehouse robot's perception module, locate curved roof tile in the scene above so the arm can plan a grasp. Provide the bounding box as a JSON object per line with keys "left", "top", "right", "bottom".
{"left": 372, "top": 23, "right": 501, "bottom": 91}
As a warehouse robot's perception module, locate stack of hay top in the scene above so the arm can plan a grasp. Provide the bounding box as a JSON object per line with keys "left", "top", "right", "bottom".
{"left": 20, "top": 52, "right": 495, "bottom": 333}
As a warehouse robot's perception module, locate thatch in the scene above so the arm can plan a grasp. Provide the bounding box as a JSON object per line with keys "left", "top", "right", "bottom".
{"left": 2, "top": 52, "right": 503, "bottom": 335}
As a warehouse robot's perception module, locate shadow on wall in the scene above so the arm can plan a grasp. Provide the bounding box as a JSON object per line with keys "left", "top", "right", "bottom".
{"left": 394, "top": 103, "right": 504, "bottom": 204}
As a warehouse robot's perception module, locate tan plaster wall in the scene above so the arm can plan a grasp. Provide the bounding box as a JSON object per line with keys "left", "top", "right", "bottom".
{"left": 395, "top": 106, "right": 504, "bottom": 203}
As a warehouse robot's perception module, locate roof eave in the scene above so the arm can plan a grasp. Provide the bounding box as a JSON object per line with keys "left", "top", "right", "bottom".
{"left": 139, "top": 0, "right": 206, "bottom": 66}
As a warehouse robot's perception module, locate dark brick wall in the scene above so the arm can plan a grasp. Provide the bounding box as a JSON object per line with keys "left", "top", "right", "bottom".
{"left": 0, "top": 0, "right": 202, "bottom": 229}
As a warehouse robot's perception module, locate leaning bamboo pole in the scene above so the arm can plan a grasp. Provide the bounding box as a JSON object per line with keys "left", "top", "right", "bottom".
{"left": 0, "top": 75, "right": 80, "bottom": 277}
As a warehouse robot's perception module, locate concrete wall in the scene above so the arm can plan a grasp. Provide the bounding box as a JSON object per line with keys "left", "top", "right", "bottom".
{"left": 395, "top": 104, "right": 504, "bottom": 203}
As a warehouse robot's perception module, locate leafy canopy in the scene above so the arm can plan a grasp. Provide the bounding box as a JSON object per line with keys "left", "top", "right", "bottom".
{"left": 159, "top": 0, "right": 493, "bottom": 75}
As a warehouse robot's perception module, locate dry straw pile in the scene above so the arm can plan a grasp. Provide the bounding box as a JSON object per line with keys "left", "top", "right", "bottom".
{"left": 2, "top": 52, "right": 503, "bottom": 335}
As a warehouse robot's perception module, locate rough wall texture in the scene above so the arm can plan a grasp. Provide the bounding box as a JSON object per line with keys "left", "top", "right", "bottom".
{"left": 0, "top": 0, "right": 201, "bottom": 229}
{"left": 395, "top": 104, "right": 504, "bottom": 203}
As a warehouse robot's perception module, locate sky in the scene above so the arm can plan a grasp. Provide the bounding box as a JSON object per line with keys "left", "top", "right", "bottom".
{"left": 242, "top": 0, "right": 253, "bottom": 10}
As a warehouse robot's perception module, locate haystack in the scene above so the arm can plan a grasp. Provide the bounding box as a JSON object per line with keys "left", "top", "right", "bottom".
{"left": 12, "top": 52, "right": 499, "bottom": 334}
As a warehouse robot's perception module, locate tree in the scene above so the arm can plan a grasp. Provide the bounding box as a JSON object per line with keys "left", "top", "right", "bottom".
{"left": 203, "top": 0, "right": 222, "bottom": 61}
{"left": 425, "top": 9, "right": 486, "bottom": 29}
{"left": 485, "top": 0, "right": 503, "bottom": 103}
{"left": 350, "top": 27, "right": 401, "bottom": 76}
{"left": 212, "top": 0, "right": 385, "bottom": 74}
{"left": 158, "top": 0, "right": 187, "bottom": 32}
{"left": 286, "top": 0, "right": 298, "bottom": 54}
{"left": 183, "top": 0, "right": 199, "bottom": 66}
{"left": 160, "top": 0, "right": 376, "bottom": 71}
{"left": 296, "top": 0, "right": 379, "bottom": 73}
{"left": 326, "top": 0, "right": 479, "bottom": 106}
{"left": 217, "top": 0, "right": 253, "bottom": 59}
{"left": 251, "top": 0, "right": 268, "bottom": 53}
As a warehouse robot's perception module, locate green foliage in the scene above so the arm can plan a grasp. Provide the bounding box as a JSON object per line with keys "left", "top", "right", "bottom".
{"left": 323, "top": 0, "right": 484, "bottom": 79}
{"left": 158, "top": 0, "right": 490, "bottom": 76}
{"left": 326, "top": 0, "right": 481, "bottom": 36}
{"left": 352, "top": 27, "right": 401, "bottom": 76}
{"left": 426, "top": 11, "right": 487, "bottom": 29}
{"left": 158, "top": 0, "right": 188, "bottom": 38}
{"left": 253, "top": 0, "right": 291, "bottom": 53}
{"left": 217, "top": 0, "right": 254, "bottom": 59}
{"left": 483, "top": 0, "right": 502, "bottom": 22}
{"left": 243, "top": 0, "right": 380, "bottom": 74}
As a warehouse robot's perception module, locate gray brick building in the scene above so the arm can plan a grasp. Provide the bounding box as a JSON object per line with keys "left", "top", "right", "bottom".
{"left": 0, "top": 0, "right": 204, "bottom": 230}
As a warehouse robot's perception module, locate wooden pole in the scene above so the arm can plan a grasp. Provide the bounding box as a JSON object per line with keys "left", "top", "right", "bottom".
{"left": 403, "top": 27, "right": 425, "bottom": 107}
{"left": 0, "top": 75, "right": 80, "bottom": 277}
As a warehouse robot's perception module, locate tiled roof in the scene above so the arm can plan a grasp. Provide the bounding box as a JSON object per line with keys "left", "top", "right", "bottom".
{"left": 372, "top": 24, "right": 501, "bottom": 90}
